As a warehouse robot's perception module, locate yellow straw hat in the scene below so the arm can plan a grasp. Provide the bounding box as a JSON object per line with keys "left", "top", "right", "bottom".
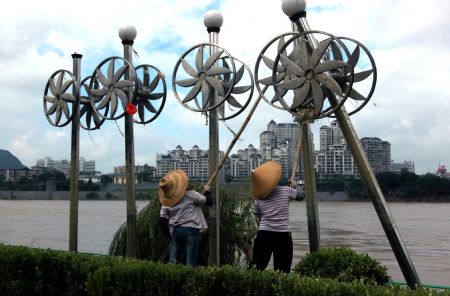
{"left": 159, "top": 170, "right": 188, "bottom": 207}
{"left": 251, "top": 161, "right": 282, "bottom": 199}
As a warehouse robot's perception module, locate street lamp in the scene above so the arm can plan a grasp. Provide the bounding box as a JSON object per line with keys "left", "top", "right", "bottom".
{"left": 172, "top": 10, "right": 254, "bottom": 265}
{"left": 87, "top": 26, "right": 167, "bottom": 258}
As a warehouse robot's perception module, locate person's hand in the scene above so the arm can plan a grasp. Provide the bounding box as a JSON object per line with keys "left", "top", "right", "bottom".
{"left": 203, "top": 185, "right": 211, "bottom": 194}
{"left": 289, "top": 180, "right": 297, "bottom": 188}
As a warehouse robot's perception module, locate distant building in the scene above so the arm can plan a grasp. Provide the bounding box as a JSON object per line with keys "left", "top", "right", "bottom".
{"left": 228, "top": 144, "right": 263, "bottom": 181}
{"left": 436, "top": 165, "right": 449, "bottom": 178}
{"left": 314, "top": 121, "right": 357, "bottom": 175}
{"left": 113, "top": 164, "right": 156, "bottom": 184}
{"left": 259, "top": 120, "right": 302, "bottom": 180}
{"left": 314, "top": 121, "right": 412, "bottom": 176}
{"left": 360, "top": 137, "right": 391, "bottom": 174}
{"left": 79, "top": 157, "right": 95, "bottom": 173}
{"left": 389, "top": 161, "right": 415, "bottom": 174}
{"left": 1, "top": 168, "right": 31, "bottom": 182}
{"left": 156, "top": 145, "right": 226, "bottom": 183}
{"left": 36, "top": 157, "right": 70, "bottom": 177}
{"left": 36, "top": 156, "right": 96, "bottom": 177}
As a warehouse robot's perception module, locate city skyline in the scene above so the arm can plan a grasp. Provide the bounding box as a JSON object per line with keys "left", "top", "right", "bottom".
{"left": 23, "top": 119, "right": 417, "bottom": 177}
{"left": 1, "top": 0, "right": 449, "bottom": 175}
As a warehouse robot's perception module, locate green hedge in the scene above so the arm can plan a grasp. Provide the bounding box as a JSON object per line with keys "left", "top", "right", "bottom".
{"left": 1, "top": 244, "right": 449, "bottom": 296}
{"left": 294, "top": 247, "right": 390, "bottom": 285}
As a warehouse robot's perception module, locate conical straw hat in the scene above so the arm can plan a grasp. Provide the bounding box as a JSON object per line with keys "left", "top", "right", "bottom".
{"left": 159, "top": 170, "right": 188, "bottom": 207}
{"left": 251, "top": 161, "right": 281, "bottom": 199}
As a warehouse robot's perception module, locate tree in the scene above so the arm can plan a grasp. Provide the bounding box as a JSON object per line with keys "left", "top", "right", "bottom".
{"left": 224, "top": 174, "right": 234, "bottom": 184}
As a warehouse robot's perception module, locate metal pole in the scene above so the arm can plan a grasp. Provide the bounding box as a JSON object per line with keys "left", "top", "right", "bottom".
{"left": 290, "top": 19, "right": 321, "bottom": 252}
{"left": 120, "top": 27, "right": 137, "bottom": 258}
{"left": 299, "top": 114, "right": 320, "bottom": 251}
{"left": 293, "top": 10, "right": 421, "bottom": 288}
{"left": 204, "top": 11, "right": 222, "bottom": 265}
{"left": 69, "top": 53, "right": 82, "bottom": 252}
{"left": 333, "top": 105, "right": 421, "bottom": 287}
{"left": 208, "top": 29, "right": 220, "bottom": 266}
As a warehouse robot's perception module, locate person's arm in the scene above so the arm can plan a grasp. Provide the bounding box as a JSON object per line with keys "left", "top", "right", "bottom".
{"left": 158, "top": 217, "right": 171, "bottom": 238}
{"left": 287, "top": 183, "right": 305, "bottom": 201}
{"left": 202, "top": 186, "right": 213, "bottom": 207}
{"left": 159, "top": 207, "right": 171, "bottom": 238}
{"left": 294, "top": 185, "right": 305, "bottom": 201}
{"left": 253, "top": 200, "right": 261, "bottom": 224}
{"left": 188, "top": 189, "right": 211, "bottom": 207}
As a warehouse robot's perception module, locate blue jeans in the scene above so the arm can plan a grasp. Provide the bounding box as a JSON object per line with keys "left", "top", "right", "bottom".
{"left": 169, "top": 226, "right": 200, "bottom": 267}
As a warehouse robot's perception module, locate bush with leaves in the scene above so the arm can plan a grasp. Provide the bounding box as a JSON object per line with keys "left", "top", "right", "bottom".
{"left": 293, "top": 247, "right": 390, "bottom": 285}
{"left": 109, "top": 185, "right": 257, "bottom": 266}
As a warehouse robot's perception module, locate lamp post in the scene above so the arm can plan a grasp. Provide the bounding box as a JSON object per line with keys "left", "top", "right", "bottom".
{"left": 88, "top": 26, "right": 167, "bottom": 258}
{"left": 43, "top": 54, "right": 81, "bottom": 252}
{"left": 172, "top": 11, "right": 254, "bottom": 265}
{"left": 119, "top": 25, "right": 138, "bottom": 258}
{"left": 69, "top": 53, "right": 82, "bottom": 252}
{"left": 204, "top": 10, "right": 222, "bottom": 265}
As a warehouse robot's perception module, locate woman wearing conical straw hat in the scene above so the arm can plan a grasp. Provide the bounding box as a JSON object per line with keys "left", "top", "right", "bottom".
{"left": 250, "top": 160, "right": 305, "bottom": 273}
{"left": 158, "top": 169, "right": 212, "bottom": 267}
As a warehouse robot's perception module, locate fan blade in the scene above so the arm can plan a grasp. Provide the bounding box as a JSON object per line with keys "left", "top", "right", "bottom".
{"left": 309, "top": 38, "right": 333, "bottom": 69}
{"left": 182, "top": 81, "right": 202, "bottom": 103}
{"left": 315, "top": 74, "right": 343, "bottom": 97}
{"left": 313, "top": 60, "right": 347, "bottom": 74}
{"left": 291, "top": 81, "right": 311, "bottom": 109}
{"left": 181, "top": 58, "right": 198, "bottom": 77}
{"left": 353, "top": 69, "right": 373, "bottom": 82}
{"left": 348, "top": 45, "right": 361, "bottom": 68}
{"left": 203, "top": 50, "right": 223, "bottom": 71}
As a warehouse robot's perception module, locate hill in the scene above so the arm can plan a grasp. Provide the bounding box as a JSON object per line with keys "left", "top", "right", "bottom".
{"left": 0, "top": 149, "right": 27, "bottom": 169}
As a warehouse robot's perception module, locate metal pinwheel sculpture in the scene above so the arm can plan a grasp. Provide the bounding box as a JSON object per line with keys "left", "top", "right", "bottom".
{"left": 79, "top": 76, "right": 106, "bottom": 130}
{"left": 172, "top": 43, "right": 236, "bottom": 112}
{"left": 271, "top": 31, "right": 354, "bottom": 118}
{"left": 255, "top": 32, "right": 301, "bottom": 110}
{"left": 43, "top": 69, "right": 79, "bottom": 127}
{"left": 217, "top": 57, "right": 254, "bottom": 120}
{"left": 328, "top": 36, "right": 377, "bottom": 116}
{"left": 133, "top": 64, "right": 167, "bottom": 124}
{"left": 88, "top": 56, "right": 137, "bottom": 120}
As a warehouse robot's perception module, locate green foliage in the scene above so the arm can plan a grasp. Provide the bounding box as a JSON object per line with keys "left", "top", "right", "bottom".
{"left": 79, "top": 179, "right": 101, "bottom": 192}
{"left": 293, "top": 247, "right": 390, "bottom": 285}
{"left": 108, "top": 187, "right": 257, "bottom": 266}
{"left": 86, "top": 192, "right": 100, "bottom": 200}
{"left": 1, "top": 244, "right": 448, "bottom": 296}
{"left": 316, "top": 172, "right": 450, "bottom": 200}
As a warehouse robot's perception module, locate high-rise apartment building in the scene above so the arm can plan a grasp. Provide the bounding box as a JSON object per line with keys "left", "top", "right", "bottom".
{"left": 155, "top": 145, "right": 225, "bottom": 182}
{"left": 315, "top": 121, "right": 407, "bottom": 176}
{"left": 260, "top": 120, "right": 302, "bottom": 179}
{"left": 36, "top": 156, "right": 96, "bottom": 178}
{"left": 360, "top": 137, "right": 391, "bottom": 174}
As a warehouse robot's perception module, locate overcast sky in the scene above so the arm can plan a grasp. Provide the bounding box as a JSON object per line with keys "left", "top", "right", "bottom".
{"left": 1, "top": 0, "right": 449, "bottom": 175}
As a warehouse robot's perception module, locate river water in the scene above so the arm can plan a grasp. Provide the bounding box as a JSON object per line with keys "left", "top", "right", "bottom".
{"left": 0, "top": 200, "right": 449, "bottom": 285}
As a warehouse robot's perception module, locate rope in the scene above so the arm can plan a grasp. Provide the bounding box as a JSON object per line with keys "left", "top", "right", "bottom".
{"left": 205, "top": 85, "right": 269, "bottom": 187}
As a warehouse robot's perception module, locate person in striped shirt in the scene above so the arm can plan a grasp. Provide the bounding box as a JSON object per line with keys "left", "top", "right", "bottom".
{"left": 250, "top": 161, "right": 305, "bottom": 273}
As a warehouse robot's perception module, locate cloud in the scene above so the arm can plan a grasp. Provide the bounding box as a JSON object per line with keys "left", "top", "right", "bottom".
{"left": 0, "top": 0, "right": 449, "bottom": 175}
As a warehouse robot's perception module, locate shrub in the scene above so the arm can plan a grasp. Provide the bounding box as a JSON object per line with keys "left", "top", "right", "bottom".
{"left": 293, "top": 247, "right": 390, "bottom": 285}
{"left": 108, "top": 186, "right": 257, "bottom": 266}
{"left": 0, "top": 244, "right": 445, "bottom": 296}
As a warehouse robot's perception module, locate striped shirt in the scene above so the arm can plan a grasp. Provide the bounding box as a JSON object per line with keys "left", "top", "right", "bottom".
{"left": 253, "top": 186, "right": 299, "bottom": 232}
{"left": 160, "top": 190, "right": 208, "bottom": 234}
